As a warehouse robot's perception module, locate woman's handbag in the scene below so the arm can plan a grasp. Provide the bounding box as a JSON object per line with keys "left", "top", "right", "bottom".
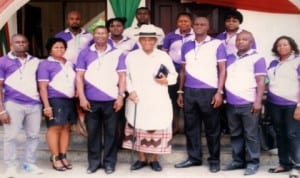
{"left": 71, "top": 116, "right": 87, "bottom": 137}
{"left": 259, "top": 105, "right": 277, "bottom": 151}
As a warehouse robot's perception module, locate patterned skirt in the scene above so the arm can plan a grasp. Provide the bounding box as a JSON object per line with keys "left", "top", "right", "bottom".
{"left": 122, "top": 122, "right": 172, "bottom": 154}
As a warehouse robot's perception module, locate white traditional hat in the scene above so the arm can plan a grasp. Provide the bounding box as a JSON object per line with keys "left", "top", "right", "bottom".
{"left": 135, "top": 24, "right": 161, "bottom": 38}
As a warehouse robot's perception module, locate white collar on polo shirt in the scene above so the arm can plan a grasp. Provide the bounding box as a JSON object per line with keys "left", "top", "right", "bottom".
{"left": 175, "top": 28, "right": 194, "bottom": 36}
{"left": 237, "top": 49, "right": 257, "bottom": 59}
{"left": 195, "top": 35, "right": 211, "bottom": 47}
{"left": 90, "top": 43, "right": 115, "bottom": 57}
{"left": 8, "top": 51, "right": 31, "bottom": 61}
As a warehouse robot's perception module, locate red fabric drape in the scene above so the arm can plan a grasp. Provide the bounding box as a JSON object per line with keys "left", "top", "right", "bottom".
{"left": 0, "top": 0, "right": 14, "bottom": 13}
{"left": 194, "top": 0, "right": 300, "bottom": 14}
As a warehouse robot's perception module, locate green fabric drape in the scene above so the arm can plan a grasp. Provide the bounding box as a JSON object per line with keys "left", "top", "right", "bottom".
{"left": 0, "top": 24, "right": 9, "bottom": 56}
{"left": 109, "top": 0, "right": 141, "bottom": 28}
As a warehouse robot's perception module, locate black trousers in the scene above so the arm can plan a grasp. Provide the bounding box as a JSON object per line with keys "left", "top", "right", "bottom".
{"left": 85, "top": 100, "right": 119, "bottom": 169}
{"left": 183, "top": 88, "right": 221, "bottom": 164}
{"left": 268, "top": 102, "right": 300, "bottom": 169}
{"left": 226, "top": 104, "right": 260, "bottom": 166}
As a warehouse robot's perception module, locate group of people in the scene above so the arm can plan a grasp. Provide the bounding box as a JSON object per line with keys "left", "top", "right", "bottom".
{"left": 0, "top": 6, "right": 299, "bottom": 178}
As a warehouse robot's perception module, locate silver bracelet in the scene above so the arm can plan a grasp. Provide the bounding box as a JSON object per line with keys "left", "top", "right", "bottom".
{"left": 177, "top": 90, "right": 184, "bottom": 94}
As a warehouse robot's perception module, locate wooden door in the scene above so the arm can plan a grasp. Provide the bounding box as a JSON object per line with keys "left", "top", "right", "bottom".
{"left": 151, "top": 0, "right": 231, "bottom": 36}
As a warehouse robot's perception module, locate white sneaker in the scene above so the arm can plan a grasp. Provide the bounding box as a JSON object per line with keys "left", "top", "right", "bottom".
{"left": 4, "top": 167, "right": 17, "bottom": 178}
{"left": 21, "top": 164, "right": 43, "bottom": 174}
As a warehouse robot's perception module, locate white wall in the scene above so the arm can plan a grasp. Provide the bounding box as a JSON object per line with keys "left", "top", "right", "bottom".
{"left": 239, "top": 9, "right": 300, "bottom": 64}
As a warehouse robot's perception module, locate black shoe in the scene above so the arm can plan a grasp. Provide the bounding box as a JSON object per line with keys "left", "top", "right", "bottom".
{"left": 130, "top": 160, "right": 147, "bottom": 170}
{"left": 86, "top": 167, "right": 98, "bottom": 174}
{"left": 244, "top": 165, "right": 259, "bottom": 175}
{"left": 174, "top": 159, "right": 202, "bottom": 168}
{"left": 50, "top": 155, "right": 67, "bottom": 171}
{"left": 104, "top": 165, "right": 115, "bottom": 174}
{"left": 223, "top": 162, "right": 246, "bottom": 171}
{"left": 149, "top": 161, "right": 162, "bottom": 172}
{"left": 268, "top": 166, "right": 291, "bottom": 173}
{"left": 209, "top": 163, "right": 220, "bottom": 173}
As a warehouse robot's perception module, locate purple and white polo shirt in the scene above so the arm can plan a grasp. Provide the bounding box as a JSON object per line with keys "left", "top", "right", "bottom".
{"left": 108, "top": 36, "right": 138, "bottom": 54}
{"left": 162, "top": 28, "right": 194, "bottom": 70}
{"left": 225, "top": 49, "right": 267, "bottom": 105}
{"left": 55, "top": 28, "right": 92, "bottom": 64}
{"left": 76, "top": 43, "right": 125, "bottom": 101}
{"left": 267, "top": 54, "right": 300, "bottom": 105}
{"left": 216, "top": 28, "right": 256, "bottom": 55}
{"left": 181, "top": 36, "right": 226, "bottom": 89}
{"left": 0, "top": 52, "right": 40, "bottom": 104}
{"left": 37, "top": 57, "right": 76, "bottom": 98}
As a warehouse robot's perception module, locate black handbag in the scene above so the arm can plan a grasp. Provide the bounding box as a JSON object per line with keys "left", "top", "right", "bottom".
{"left": 259, "top": 105, "right": 277, "bottom": 151}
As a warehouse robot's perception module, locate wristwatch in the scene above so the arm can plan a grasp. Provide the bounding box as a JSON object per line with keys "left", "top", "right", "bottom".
{"left": 217, "top": 90, "right": 224, "bottom": 95}
{"left": 118, "top": 92, "right": 126, "bottom": 98}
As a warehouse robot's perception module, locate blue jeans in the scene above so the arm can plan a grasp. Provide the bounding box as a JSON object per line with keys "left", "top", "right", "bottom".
{"left": 226, "top": 104, "right": 260, "bottom": 166}
{"left": 268, "top": 102, "right": 300, "bottom": 169}
{"left": 3, "top": 101, "right": 42, "bottom": 167}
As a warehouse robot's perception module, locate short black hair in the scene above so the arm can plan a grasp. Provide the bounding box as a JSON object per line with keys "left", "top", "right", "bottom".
{"left": 106, "top": 17, "right": 127, "bottom": 29}
{"left": 136, "top": 7, "right": 151, "bottom": 15}
{"left": 272, "top": 36, "right": 299, "bottom": 57}
{"left": 93, "top": 25, "right": 107, "bottom": 32}
{"left": 176, "top": 12, "right": 193, "bottom": 22}
{"left": 224, "top": 10, "right": 243, "bottom": 24}
{"left": 45, "top": 37, "right": 67, "bottom": 54}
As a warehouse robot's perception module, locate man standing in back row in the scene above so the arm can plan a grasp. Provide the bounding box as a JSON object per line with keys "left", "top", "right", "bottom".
{"left": 174, "top": 16, "right": 226, "bottom": 173}
{"left": 123, "top": 7, "right": 165, "bottom": 46}
{"left": 55, "top": 10, "right": 92, "bottom": 64}
{"left": 216, "top": 10, "right": 256, "bottom": 55}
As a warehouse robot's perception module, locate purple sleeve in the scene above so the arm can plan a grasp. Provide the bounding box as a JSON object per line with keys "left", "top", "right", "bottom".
{"left": 55, "top": 31, "right": 72, "bottom": 42}
{"left": 181, "top": 43, "right": 187, "bottom": 62}
{"left": 297, "top": 63, "right": 300, "bottom": 78}
{"left": 216, "top": 32, "right": 226, "bottom": 40}
{"left": 216, "top": 43, "right": 227, "bottom": 61}
{"left": 0, "top": 57, "right": 5, "bottom": 80}
{"left": 131, "top": 43, "right": 139, "bottom": 51}
{"left": 252, "top": 39, "right": 257, "bottom": 50}
{"left": 37, "top": 61, "right": 50, "bottom": 81}
{"left": 267, "top": 60, "right": 278, "bottom": 70}
{"left": 254, "top": 57, "right": 267, "bottom": 75}
{"left": 181, "top": 41, "right": 194, "bottom": 63}
{"left": 76, "top": 49, "right": 87, "bottom": 70}
{"left": 117, "top": 53, "right": 127, "bottom": 71}
{"left": 162, "top": 33, "right": 171, "bottom": 50}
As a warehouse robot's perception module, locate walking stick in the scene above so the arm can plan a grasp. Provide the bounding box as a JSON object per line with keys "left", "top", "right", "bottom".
{"left": 130, "top": 103, "right": 137, "bottom": 171}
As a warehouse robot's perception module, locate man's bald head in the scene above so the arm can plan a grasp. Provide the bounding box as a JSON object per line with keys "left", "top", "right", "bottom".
{"left": 236, "top": 31, "right": 254, "bottom": 54}
{"left": 10, "top": 34, "right": 29, "bottom": 55}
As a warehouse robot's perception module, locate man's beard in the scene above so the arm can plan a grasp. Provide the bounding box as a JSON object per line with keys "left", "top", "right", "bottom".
{"left": 70, "top": 26, "right": 81, "bottom": 31}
